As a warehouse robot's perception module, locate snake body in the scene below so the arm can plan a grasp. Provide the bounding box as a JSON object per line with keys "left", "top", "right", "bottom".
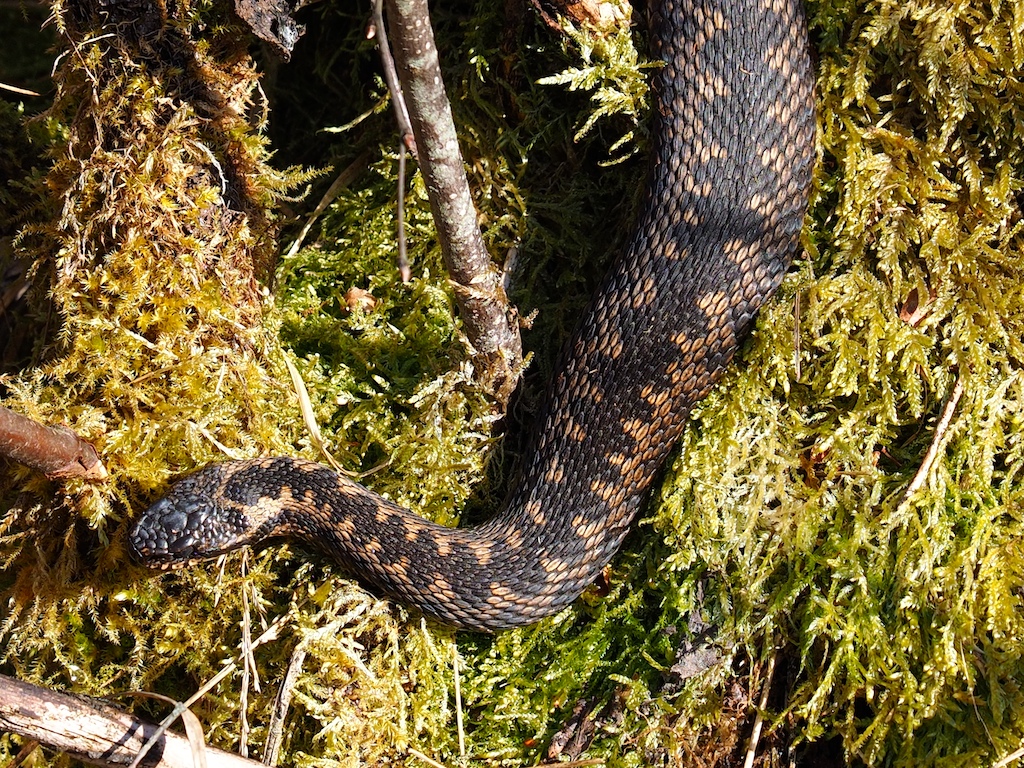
{"left": 130, "top": 0, "right": 815, "bottom": 632}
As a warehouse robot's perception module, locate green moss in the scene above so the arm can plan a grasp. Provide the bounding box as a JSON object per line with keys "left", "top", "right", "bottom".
{"left": 2, "top": 0, "right": 1024, "bottom": 766}
{"left": 0, "top": 0, "right": 306, "bottom": 698}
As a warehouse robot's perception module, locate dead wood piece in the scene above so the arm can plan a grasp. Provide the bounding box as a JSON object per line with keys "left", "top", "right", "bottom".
{"left": 0, "top": 405, "right": 107, "bottom": 480}
{"left": 552, "top": 0, "right": 630, "bottom": 31}
{"left": 547, "top": 698, "right": 598, "bottom": 761}
{"left": 0, "top": 674, "right": 262, "bottom": 768}
{"left": 233, "top": 0, "right": 306, "bottom": 59}
{"left": 531, "top": 0, "right": 631, "bottom": 34}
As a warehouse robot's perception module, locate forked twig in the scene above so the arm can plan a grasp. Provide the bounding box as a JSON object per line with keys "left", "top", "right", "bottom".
{"left": 370, "top": 0, "right": 414, "bottom": 280}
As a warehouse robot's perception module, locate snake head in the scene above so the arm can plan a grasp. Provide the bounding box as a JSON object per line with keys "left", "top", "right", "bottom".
{"left": 129, "top": 465, "right": 253, "bottom": 569}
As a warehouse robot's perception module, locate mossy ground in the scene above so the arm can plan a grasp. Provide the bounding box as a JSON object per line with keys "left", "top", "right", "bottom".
{"left": 1, "top": 0, "right": 1023, "bottom": 766}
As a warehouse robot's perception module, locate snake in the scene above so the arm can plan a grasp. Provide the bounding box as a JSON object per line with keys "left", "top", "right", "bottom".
{"left": 129, "top": 0, "right": 815, "bottom": 632}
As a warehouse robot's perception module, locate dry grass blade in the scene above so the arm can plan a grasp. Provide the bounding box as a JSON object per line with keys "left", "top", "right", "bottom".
{"left": 896, "top": 375, "right": 964, "bottom": 516}
{"left": 125, "top": 687, "right": 223, "bottom": 768}
{"left": 993, "top": 745, "right": 1024, "bottom": 768}
{"left": 0, "top": 82, "right": 42, "bottom": 96}
{"left": 284, "top": 355, "right": 343, "bottom": 472}
{"left": 453, "top": 646, "right": 465, "bottom": 758}
{"left": 407, "top": 747, "right": 447, "bottom": 768}
{"left": 743, "top": 650, "right": 777, "bottom": 768}
{"left": 178, "top": 708, "right": 209, "bottom": 768}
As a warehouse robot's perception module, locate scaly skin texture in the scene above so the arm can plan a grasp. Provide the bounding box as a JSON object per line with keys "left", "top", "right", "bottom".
{"left": 130, "top": 0, "right": 816, "bottom": 632}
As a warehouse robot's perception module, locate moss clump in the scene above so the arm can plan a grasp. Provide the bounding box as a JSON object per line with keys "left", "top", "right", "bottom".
{"left": 0, "top": 0, "right": 305, "bottom": 692}
{"left": 2, "top": 0, "right": 1024, "bottom": 766}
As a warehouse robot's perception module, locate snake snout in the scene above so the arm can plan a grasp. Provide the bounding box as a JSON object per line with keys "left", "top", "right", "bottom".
{"left": 128, "top": 497, "right": 186, "bottom": 562}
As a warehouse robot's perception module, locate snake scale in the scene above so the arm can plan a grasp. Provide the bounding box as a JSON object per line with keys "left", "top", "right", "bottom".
{"left": 130, "top": 0, "right": 815, "bottom": 632}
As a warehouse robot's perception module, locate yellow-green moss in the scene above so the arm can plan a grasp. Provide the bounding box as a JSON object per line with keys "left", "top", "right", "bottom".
{"left": 0, "top": 0, "right": 306, "bottom": 692}
{"left": 2, "top": 0, "right": 1024, "bottom": 766}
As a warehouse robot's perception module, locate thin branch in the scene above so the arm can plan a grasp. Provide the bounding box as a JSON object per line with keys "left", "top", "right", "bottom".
{"left": 383, "top": 0, "right": 523, "bottom": 404}
{"left": 5, "top": 738, "right": 40, "bottom": 768}
{"left": 896, "top": 375, "right": 964, "bottom": 515}
{"left": 371, "top": 0, "right": 414, "bottom": 281}
{"left": 0, "top": 406, "right": 107, "bottom": 480}
{"left": 0, "top": 674, "right": 261, "bottom": 768}
{"left": 396, "top": 142, "right": 411, "bottom": 283}
{"left": 370, "top": 0, "right": 415, "bottom": 153}
{"left": 263, "top": 642, "right": 307, "bottom": 766}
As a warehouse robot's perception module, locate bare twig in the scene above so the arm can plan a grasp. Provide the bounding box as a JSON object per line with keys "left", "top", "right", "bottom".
{"left": 263, "top": 642, "right": 307, "bottom": 766}
{"left": 0, "top": 674, "right": 262, "bottom": 768}
{"left": 383, "top": 0, "right": 523, "bottom": 404}
{"left": 793, "top": 290, "right": 802, "bottom": 381}
{"left": 396, "top": 142, "right": 411, "bottom": 283}
{"left": 896, "top": 375, "right": 964, "bottom": 516}
{"left": 370, "top": 0, "right": 415, "bottom": 154}
{"left": 0, "top": 406, "right": 107, "bottom": 480}
{"left": 371, "top": 0, "right": 414, "bottom": 281}
{"left": 5, "top": 738, "right": 40, "bottom": 768}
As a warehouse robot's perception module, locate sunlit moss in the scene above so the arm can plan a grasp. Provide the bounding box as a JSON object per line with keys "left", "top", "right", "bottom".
{"left": 2, "top": 0, "right": 1023, "bottom": 765}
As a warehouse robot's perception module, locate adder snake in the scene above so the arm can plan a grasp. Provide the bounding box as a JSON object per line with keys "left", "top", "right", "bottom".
{"left": 130, "top": 0, "right": 815, "bottom": 632}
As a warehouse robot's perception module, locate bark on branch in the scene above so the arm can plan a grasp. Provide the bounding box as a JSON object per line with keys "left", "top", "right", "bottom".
{"left": 0, "top": 406, "right": 107, "bottom": 479}
{"left": 0, "top": 674, "right": 261, "bottom": 768}
{"left": 384, "top": 0, "right": 524, "bottom": 405}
